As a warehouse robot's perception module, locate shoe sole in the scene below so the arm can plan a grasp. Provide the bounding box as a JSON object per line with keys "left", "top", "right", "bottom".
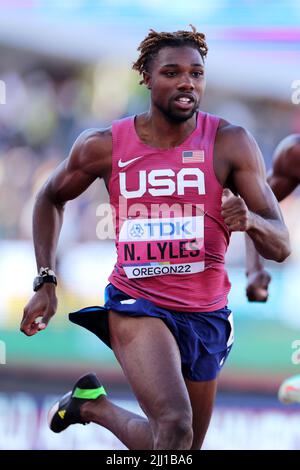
{"left": 47, "top": 391, "right": 72, "bottom": 432}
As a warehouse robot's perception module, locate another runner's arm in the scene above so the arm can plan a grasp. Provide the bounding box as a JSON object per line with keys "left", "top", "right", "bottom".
{"left": 245, "top": 134, "right": 300, "bottom": 301}
{"left": 267, "top": 134, "right": 300, "bottom": 202}
{"left": 221, "top": 125, "right": 290, "bottom": 262}
{"left": 33, "top": 129, "right": 111, "bottom": 272}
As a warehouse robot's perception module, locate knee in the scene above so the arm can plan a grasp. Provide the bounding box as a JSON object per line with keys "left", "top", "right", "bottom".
{"left": 154, "top": 412, "right": 193, "bottom": 450}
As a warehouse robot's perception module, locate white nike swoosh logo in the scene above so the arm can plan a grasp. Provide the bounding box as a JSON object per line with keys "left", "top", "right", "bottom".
{"left": 118, "top": 156, "right": 143, "bottom": 168}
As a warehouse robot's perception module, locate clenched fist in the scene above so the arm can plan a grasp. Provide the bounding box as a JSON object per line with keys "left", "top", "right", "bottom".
{"left": 246, "top": 269, "right": 271, "bottom": 302}
{"left": 20, "top": 284, "right": 57, "bottom": 336}
{"left": 221, "top": 188, "right": 251, "bottom": 232}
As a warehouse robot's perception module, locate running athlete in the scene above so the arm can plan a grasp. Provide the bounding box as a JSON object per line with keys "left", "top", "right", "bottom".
{"left": 246, "top": 134, "right": 300, "bottom": 302}
{"left": 21, "top": 26, "right": 290, "bottom": 450}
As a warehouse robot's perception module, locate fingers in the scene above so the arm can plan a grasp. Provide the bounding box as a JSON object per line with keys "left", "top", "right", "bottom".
{"left": 256, "top": 271, "right": 271, "bottom": 289}
{"left": 222, "top": 217, "right": 248, "bottom": 232}
{"left": 40, "top": 310, "right": 53, "bottom": 330}
{"left": 247, "top": 287, "right": 269, "bottom": 302}
{"left": 221, "top": 188, "right": 234, "bottom": 204}
{"left": 222, "top": 214, "right": 248, "bottom": 232}
{"left": 246, "top": 270, "right": 271, "bottom": 302}
{"left": 256, "top": 287, "right": 269, "bottom": 301}
{"left": 221, "top": 189, "right": 249, "bottom": 232}
{"left": 20, "top": 309, "right": 49, "bottom": 336}
{"left": 21, "top": 291, "right": 57, "bottom": 337}
{"left": 20, "top": 316, "right": 44, "bottom": 336}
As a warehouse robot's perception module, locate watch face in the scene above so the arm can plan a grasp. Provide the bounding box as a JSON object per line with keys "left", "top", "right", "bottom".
{"left": 33, "top": 276, "right": 42, "bottom": 292}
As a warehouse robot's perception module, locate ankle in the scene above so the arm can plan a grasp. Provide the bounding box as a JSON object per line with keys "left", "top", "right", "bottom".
{"left": 80, "top": 395, "right": 108, "bottom": 422}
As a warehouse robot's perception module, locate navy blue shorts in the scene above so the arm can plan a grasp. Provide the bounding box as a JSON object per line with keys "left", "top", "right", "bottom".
{"left": 69, "top": 283, "right": 234, "bottom": 382}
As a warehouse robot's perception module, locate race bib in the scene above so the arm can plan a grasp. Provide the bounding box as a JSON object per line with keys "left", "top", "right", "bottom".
{"left": 118, "top": 215, "right": 205, "bottom": 278}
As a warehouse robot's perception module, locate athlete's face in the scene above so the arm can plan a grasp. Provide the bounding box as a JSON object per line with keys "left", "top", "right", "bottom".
{"left": 144, "top": 46, "right": 205, "bottom": 122}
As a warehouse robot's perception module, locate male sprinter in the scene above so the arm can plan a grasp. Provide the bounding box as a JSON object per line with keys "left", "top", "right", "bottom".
{"left": 246, "top": 134, "right": 300, "bottom": 301}
{"left": 21, "top": 26, "right": 290, "bottom": 450}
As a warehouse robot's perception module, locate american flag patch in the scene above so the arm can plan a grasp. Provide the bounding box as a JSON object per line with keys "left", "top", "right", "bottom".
{"left": 182, "top": 150, "right": 204, "bottom": 163}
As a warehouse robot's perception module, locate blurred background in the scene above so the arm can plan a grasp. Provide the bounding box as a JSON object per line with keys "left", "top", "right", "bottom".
{"left": 1, "top": 0, "right": 300, "bottom": 450}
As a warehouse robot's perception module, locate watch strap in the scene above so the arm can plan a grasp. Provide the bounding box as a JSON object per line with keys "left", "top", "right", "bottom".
{"left": 33, "top": 274, "right": 57, "bottom": 292}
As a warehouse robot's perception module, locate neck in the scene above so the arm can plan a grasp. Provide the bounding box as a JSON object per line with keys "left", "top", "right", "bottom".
{"left": 136, "top": 106, "right": 198, "bottom": 149}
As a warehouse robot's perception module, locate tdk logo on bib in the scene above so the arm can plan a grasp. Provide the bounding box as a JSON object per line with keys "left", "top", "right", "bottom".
{"left": 119, "top": 217, "right": 203, "bottom": 242}
{"left": 147, "top": 221, "right": 192, "bottom": 237}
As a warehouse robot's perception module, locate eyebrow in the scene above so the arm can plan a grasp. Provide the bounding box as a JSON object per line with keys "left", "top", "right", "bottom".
{"left": 161, "top": 63, "right": 204, "bottom": 68}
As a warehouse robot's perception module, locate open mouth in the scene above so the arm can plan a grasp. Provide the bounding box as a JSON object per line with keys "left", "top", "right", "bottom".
{"left": 174, "top": 94, "right": 195, "bottom": 110}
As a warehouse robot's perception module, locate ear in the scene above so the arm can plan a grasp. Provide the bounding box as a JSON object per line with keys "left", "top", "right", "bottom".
{"left": 143, "top": 71, "right": 151, "bottom": 89}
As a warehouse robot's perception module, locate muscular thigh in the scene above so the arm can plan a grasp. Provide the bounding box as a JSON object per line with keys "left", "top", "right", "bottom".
{"left": 185, "top": 378, "right": 217, "bottom": 450}
{"left": 108, "top": 310, "right": 192, "bottom": 423}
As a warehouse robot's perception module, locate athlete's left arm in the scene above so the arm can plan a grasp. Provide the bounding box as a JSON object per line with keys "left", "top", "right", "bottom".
{"left": 220, "top": 125, "right": 290, "bottom": 262}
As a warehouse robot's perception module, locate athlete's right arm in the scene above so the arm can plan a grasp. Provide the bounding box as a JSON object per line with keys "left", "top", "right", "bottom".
{"left": 21, "top": 129, "right": 112, "bottom": 336}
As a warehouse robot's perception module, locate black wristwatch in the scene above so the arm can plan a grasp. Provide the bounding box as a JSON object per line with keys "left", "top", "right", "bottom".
{"left": 33, "top": 267, "right": 57, "bottom": 292}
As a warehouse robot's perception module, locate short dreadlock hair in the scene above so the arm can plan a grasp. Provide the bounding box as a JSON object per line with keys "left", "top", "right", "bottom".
{"left": 132, "top": 25, "right": 208, "bottom": 84}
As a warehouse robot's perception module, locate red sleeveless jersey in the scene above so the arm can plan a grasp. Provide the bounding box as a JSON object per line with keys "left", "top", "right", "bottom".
{"left": 108, "top": 112, "right": 231, "bottom": 312}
